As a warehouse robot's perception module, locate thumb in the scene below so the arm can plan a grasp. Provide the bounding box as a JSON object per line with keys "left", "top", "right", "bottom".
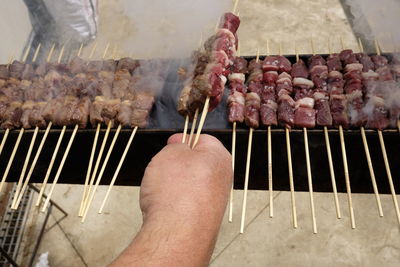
{"left": 167, "top": 133, "right": 185, "bottom": 145}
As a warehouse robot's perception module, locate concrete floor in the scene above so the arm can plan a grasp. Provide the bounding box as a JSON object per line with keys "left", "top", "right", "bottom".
{"left": 0, "top": 0, "right": 400, "bottom": 266}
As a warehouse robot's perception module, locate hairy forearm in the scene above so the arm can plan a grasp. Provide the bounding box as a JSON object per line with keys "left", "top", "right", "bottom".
{"left": 110, "top": 212, "right": 222, "bottom": 267}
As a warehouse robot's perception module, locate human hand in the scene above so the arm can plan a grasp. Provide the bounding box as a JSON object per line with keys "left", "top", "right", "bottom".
{"left": 140, "top": 134, "right": 232, "bottom": 227}
{"left": 111, "top": 134, "right": 232, "bottom": 267}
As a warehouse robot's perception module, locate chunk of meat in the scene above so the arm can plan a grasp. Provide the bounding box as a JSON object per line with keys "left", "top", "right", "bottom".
{"left": 314, "top": 92, "right": 332, "bottom": 126}
{"left": 277, "top": 93, "right": 295, "bottom": 128}
{"left": 364, "top": 96, "right": 389, "bottom": 130}
{"left": 339, "top": 49, "right": 358, "bottom": 65}
{"left": 9, "top": 61, "right": 25, "bottom": 79}
{"left": 244, "top": 92, "right": 260, "bottom": 128}
{"left": 260, "top": 100, "right": 278, "bottom": 126}
{"left": 116, "top": 100, "right": 133, "bottom": 127}
{"left": 228, "top": 91, "right": 245, "bottom": 123}
{"left": 327, "top": 54, "right": 343, "bottom": 72}
{"left": 371, "top": 55, "right": 389, "bottom": 68}
{"left": 263, "top": 71, "right": 278, "bottom": 84}
{"left": 294, "top": 107, "right": 316, "bottom": 128}
{"left": 0, "top": 65, "right": 9, "bottom": 79}
{"left": 359, "top": 54, "right": 375, "bottom": 72}
{"left": 231, "top": 57, "right": 248, "bottom": 73}
{"left": 291, "top": 59, "right": 308, "bottom": 78}
{"left": 330, "top": 94, "right": 349, "bottom": 128}
{"left": 219, "top": 12, "right": 241, "bottom": 34}
{"left": 117, "top": 58, "right": 139, "bottom": 73}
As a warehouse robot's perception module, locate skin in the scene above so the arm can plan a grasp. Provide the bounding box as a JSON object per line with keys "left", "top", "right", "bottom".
{"left": 110, "top": 134, "right": 232, "bottom": 267}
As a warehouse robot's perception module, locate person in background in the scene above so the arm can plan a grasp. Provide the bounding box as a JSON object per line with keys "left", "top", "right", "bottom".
{"left": 111, "top": 134, "right": 232, "bottom": 266}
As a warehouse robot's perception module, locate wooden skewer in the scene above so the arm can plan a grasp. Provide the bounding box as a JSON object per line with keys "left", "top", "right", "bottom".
{"left": 233, "top": 0, "right": 240, "bottom": 15}
{"left": 339, "top": 37, "right": 356, "bottom": 229}
{"left": 22, "top": 44, "right": 32, "bottom": 62}
{"left": 77, "top": 43, "right": 84, "bottom": 58}
{"left": 182, "top": 115, "right": 189, "bottom": 143}
{"left": 82, "top": 124, "right": 122, "bottom": 222}
{"left": 339, "top": 125, "right": 356, "bottom": 229}
{"left": 0, "top": 129, "right": 24, "bottom": 193}
{"left": 35, "top": 126, "right": 66, "bottom": 206}
{"left": 80, "top": 121, "right": 112, "bottom": 216}
{"left": 12, "top": 44, "right": 37, "bottom": 205}
{"left": 79, "top": 123, "right": 100, "bottom": 216}
{"left": 296, "top": 43, "right": 317, "bottom": 233}
{"left": 5, "top": 44, "right": 40, "bottom": 200}
{"left": 322, "top": 38, "right": 341, "bottom": 219}
{"left": 286, "top": 128, "right": 297, "bottom": 228}
{"left": 191, "top": 100, "right": 208, "bottom": 149}
{"left": 304, "top": 127, "right": 317, "bottom": 233}
{"left": 228, "top": 41, "right": 242, "bottom": 222}
{"left": 0, "top": 129, "right": 9, "bottom": 160}
{"left": 284, "top": 43, "right": 297, "bottom": 229}
{"left": 191, "top": 2, "right": 240, "bottom": 149}
{"left": 228, "top": 121, "right": 236, "bottom": 222}
{"left": 34, "top": 44, "right": 69, "bottom": 207}
{"left": 13, "top": 44, "right": 64, "bottom": 209}
{"left": 374, "top": 40, "right": 400, "bottom": 223}
{"left": 378, "top": 131, "right": 400, "bottom": 224}
{"left": 357, "top": 38, "right": 383, "bottom": 217}
{"left": 182, "top": 35, "right": 204, "bottom": 144}
{"left": 13, "top": 122, "right": 52, "bottom": 209}
{"left": 240, "top": 127, "right": 253, "bottom": 234}
{"left": 42, "top": 125, "right": 79, "bottom": 212}
{"left": 11, "top": 127, "right": 39, "bottom": 209}
{"left": 188, "top": 108, "right": 199, "bottom": 146}
{"left": 239, "top": 48, "right": 259, "bottom": 233}
{"left": 267, "top": 40, "right": 274, "bottom": 218}
{"left": 79, "top": 44, "right": 111, "bottom": 216}
{"left": 98, "top": 126, "right": 138, "bottom": 214}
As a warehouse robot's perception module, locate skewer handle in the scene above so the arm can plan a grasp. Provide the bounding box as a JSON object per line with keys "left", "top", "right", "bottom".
{"left": 188, "top": 109, "right": 199, "bottom": 146}
{"left": 377, "top": 130, "right": 400, "bottom": 225}
{"left": 228, "top": 122, "right": 236, "bottom": 223}
{"left": 82, "top": 122, "right": 112, "bottom": 213}
{"left": 339, "top": 126, "right": 356, "bottom": 229}
{"left": 182, "top": 115, "right": 189, "bottom": 144}
{"left": 99, "top": 126, "right": 138, "bottom": 214}
{"left": 360, "top": 127, "right": 383, "bottom": 217}
{"left": 14, "top": 123, "right": 52, "bottom": 209}
{"left": 12, "top": 127, "right": 39, "bottom": 209}
{"left": 0, "top": 129, "right": 10, "bottom": 160}
{"left": 323, "top": 127, "right": 341, "bottom": 219}
{"left": 82, "top": 125, "right": 122, "bottom": 222}
{"left": 41, "top": 125, "right": 78, "bottom": 212}
{"left": 240, "top": 128, "right": 253, "bottom": 234}
{"left": 79, "top": 123, "right": 101, "bottom": 216}
{"left": 35, "top": 126, "right": 66, "bottom": 206}
{"left": 268, "top": 126, "right": 273, "bottom": 218}
{"left": 304, "top": 128, "right": 317, "bottom": 234}
{"left": 0, "top": 129, "right": 24, "bottom": 194}
{"left": 192, "top": 97, "right": 210, "bottom": 149}
{"left": 286, "top": 128, "right": 297, "bottom": 229}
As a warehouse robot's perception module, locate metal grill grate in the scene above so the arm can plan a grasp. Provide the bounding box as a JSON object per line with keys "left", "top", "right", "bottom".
{"left": 0, "top": 185, "right": 33, "bottom": 266}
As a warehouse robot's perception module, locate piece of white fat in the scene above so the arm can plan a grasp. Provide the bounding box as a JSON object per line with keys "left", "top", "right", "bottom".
{"left": 296, "top": 97, "right": 315, "bottom": 109}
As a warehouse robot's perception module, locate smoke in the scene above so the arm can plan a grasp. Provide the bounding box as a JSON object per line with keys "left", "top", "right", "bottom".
{"left": 344, "top": 0, "right": 400, "bottom": 52}
{"left": 117, "top": 0, "right": 232, "bottom": 59}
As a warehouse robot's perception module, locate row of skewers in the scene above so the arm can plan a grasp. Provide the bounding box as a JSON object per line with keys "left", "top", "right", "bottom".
{"left": 173, "top": 4, "right": 399, "bottom": 233}
{"left": 220, "top": 39, "right": 400, "bottom": 233}
{"left": 0, "top": 41, "right": 157, "bottom": 222}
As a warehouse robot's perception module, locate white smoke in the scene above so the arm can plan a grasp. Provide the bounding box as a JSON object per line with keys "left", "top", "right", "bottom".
{"left": 117, "top": 0, "right": 232, "bottom": 59}
{"left": 344, "top": 0, "right": 400, "bottom": 52}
